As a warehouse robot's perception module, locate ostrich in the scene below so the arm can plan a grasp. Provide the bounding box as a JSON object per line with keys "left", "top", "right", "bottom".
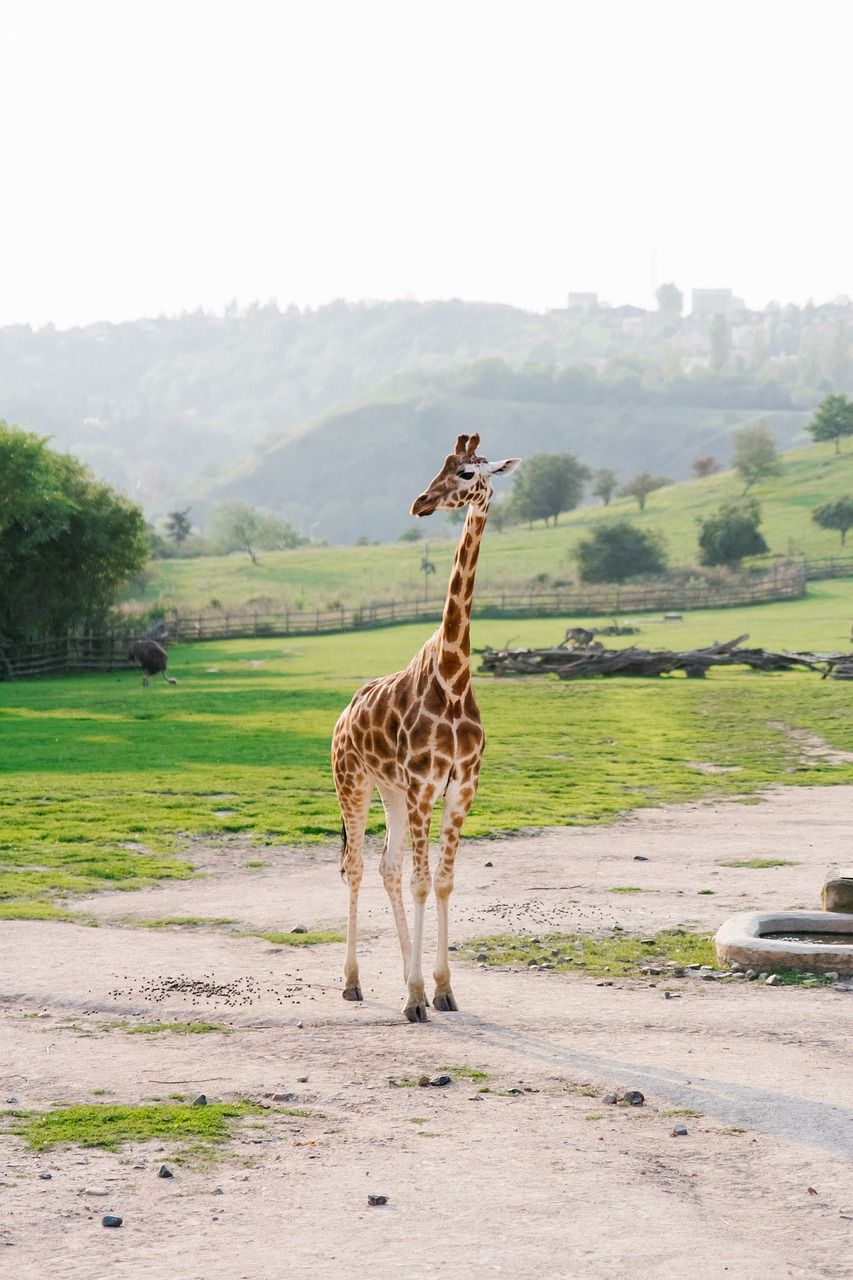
{"left": 128, "top": 639, "right": 177, "bottom": 687}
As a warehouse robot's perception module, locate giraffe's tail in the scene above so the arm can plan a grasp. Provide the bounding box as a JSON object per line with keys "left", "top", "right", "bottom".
{"left": 339, "top": 817, "right": 348, "bottom": 879}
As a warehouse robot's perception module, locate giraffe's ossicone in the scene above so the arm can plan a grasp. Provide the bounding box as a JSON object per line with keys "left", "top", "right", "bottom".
{"left": 331, "top": 434, "right": 520, "bottom": 1022}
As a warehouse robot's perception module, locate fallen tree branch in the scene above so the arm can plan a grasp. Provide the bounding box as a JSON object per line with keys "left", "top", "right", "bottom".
{"left": 477, "top": 635, "right": 852, "bottom": 680}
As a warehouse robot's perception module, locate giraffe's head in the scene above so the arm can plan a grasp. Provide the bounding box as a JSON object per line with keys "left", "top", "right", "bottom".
{"left": 410, "top": 434, "right": 520, "bottom": 517}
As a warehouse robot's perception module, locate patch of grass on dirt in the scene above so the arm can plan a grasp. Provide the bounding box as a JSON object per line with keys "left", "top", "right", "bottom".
{"left": 251, "top": 929, "right": 344, "bottom": 946}
{"left": 440, "top": 1065, "right": 490, "bottom": 1081}
{"left": 584, "top": 1113, "right": 605, "bottom": 1121}
{"left": 0, "top": 900, "right": 79, "bottom": 922}
{"left": 661, "top": 1108, "right": 702, "bottom": 1117}
{"left": 719, "top": 858, "right": 797, "bottom": 869}
{"left": 770, "top": 970, "right": 835, "bottom": 986}
{"left": 608, "top": 885, "right": 646, "bottom": 894}
{"left": 109, "top": 1020, "right": 233, "bottom": 1036}
{"left": 1, "top": 1102, "right": 263, "bottom": 1152}
{"left": 136, "top": 916, "right": 237, "bottom": 928}
{"left": 460, "top": 929, "right": 716, "bottom": 977}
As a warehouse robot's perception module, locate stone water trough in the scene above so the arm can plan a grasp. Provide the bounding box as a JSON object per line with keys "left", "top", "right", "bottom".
{"left": 714, "top": 869, "right": 853, "bottom": 976}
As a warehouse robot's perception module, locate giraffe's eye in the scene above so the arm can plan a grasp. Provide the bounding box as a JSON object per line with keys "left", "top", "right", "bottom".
{"left": 458, "top": 469, "right": 475, "bottom": 480}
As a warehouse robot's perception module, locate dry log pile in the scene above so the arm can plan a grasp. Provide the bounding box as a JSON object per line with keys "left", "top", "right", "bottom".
{"left": 478, "top": 633, "right": 853, "bottom": 680}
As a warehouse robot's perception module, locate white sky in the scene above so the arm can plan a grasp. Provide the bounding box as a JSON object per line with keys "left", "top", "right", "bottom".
{"left": 1, "top": 0, "right": 850, "bottom": 328}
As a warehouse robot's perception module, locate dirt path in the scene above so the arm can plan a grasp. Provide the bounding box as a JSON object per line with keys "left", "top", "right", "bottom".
{"left": 2, "top": 786, "right": 852, "bottom": 1279}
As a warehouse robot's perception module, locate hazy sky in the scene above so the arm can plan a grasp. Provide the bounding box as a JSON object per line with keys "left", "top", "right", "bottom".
{"left": 2, "top": 0, "right": 850, "bottom": 327}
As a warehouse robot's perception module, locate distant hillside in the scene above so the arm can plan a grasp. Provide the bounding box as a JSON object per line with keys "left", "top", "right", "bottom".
{"left": 129, "top": 440, "right": 853, "bottom": 615}
{"left": 199, "top": 394, "right": 810, "bottom": 543}
{"left": 1, "top": 295, "right": 847, "bottom": 521}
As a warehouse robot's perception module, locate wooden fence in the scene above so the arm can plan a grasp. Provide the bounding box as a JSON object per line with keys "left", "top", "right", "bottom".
{"left": 1, "top": 564, "right": 808, "bottom": 680}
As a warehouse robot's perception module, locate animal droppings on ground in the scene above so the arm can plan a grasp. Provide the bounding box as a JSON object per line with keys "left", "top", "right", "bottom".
{"left": 107, "top": 973, "right": 306, "bottom": 1008}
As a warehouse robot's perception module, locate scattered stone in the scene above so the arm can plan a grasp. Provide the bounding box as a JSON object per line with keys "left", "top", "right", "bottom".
{"left": 730, "top": 962, "right": 743, "bottom": 972}
{"left": 664, "top": 991, "right": 681, "bottom": 1000}
{"left": 157, "top": 1165, "right": 174, "bottom": 1179}
{"left": 824, "top": 972, "right": 840, "bottom": 981}
{"left": 603, "top": 1093, "right": 618, "bottom": 1105}
{"left": 764, "top": 974, "right": 781, "bottom": 986}
{"left": 272, "top": 1092, "right": 296, "bottom": 1102}
{"left": 367, "top": 1195, "right": 388, "bottom": 1206}
{"left": 669, "top": 966, "right": 685, "bottom": 977}
{"left": 687, "top": 963, "right": 701, "bottom": 971}
{"left": 595, "top": 980, "right": 614, "bottom": 987}
{"left": 38, "top": 1172, "right": 52, "bottom": 1181}
{"left": 297, "top": 1076, "right": 308, "bottom": 1083}
{"left": 730, "top": 972, "right": 747, "bottom": 980}
{"left": 296, "top": 1021, "right": 304, "bottom": 1029}
{"left": 417, "top": 1075, "right": 431, "bottom": 1087}
{"left": 633, "top": 855, "right": 649, "bottom": 862}
{"left": 193, "top": 1094, "right": 208, "bottom": 1106}
{"left": 430, "top": 1075, "right": 452, "bottom": 1088}
{"left": 623, "top": 1091, "right": 645, "bottom": 1107}
{"left": 527, "top": 959, "right": 538, "bottom": 968}
{"left": 645, "top": 966, "right": 662, "bottom": 976}
{"left": 5, "top": 1098, "right": 17, "bottom": 1106}
{"left": 539, "top": 963, "right": 555, "bottom": 970}
{"left": 484, "top": 861, "right": 493, "bottom": 868}
{"left": 212, "top": 1187, "right": 224, "bottom": 1196}
{"left": 507, "top": 1087, "right": 524, "bottom": 1096}
{"left": 476, "top": 952, "right": 489, "bottom": 962}
{"left": 745, "top": 970, "right": 758, "bottom": 980}
{"left": 291, "top": 925, "right": 308, "bottom": 934}
{"left": 83, "top": 1188, "right": 109, "bottom": 1197}
{"left": 102, "top": 1216, "right": 123, "bottom": 1229}
{"left": 701, "top": 972, "right": 717, "bottom": 981}
{"left": 671, "top": 1124, "right": 688, "bottom": 1137}
{"left": 758, "top": 972, "right": 769, "bottom": 981}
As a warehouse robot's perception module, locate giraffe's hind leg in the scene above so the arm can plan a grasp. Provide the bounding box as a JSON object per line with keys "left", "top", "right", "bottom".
{"left": 377, "top": 786, "right": 411, "bottom": 982}
{"left": 432, "top": 775, "right": 476, "bottom": 1012}
{"left": 336, "top": 768, "right": 372, "bottom": 1002}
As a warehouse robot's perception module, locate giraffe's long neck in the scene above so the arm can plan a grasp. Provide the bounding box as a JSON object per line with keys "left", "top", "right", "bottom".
{"left": 437, "top": 499, "right": 489, "bottom": 689}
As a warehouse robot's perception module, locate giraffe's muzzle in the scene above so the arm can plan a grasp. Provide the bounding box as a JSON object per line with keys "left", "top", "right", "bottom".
{"left": 410, "top": 494, "right": 436, "bottom": 517}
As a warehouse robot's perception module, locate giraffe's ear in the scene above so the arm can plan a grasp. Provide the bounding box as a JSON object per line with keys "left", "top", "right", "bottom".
{"left": 486, "top": 458, "right": 521, "bottom": 476}
{"left": 454, "top": 434, "right": 470, "bottom": 457}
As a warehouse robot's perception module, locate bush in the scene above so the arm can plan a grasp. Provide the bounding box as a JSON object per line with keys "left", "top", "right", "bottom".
{"left": 575, "top": 522, "right": 667, "bottom": 583}
{"left": 697, "top": 500, "right": 768, "bottom": 567}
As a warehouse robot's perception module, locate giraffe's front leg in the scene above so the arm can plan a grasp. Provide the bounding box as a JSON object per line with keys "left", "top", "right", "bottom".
{"left": 432, "top": 777, "right": 474, "bottom": 1012}
{"left": 404, "top": 802, "right": 433, "bottom": 1023}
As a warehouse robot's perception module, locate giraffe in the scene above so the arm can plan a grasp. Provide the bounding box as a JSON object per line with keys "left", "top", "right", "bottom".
{"left": 331, "top": 433, "right": 520, "bottom": 1022}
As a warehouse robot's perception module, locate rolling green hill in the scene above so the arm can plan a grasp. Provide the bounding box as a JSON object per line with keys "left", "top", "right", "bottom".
{"left": 195, "top": 393, "right": 810, "bottom": 543}
{"left": 128, "top": 440, "right": 853, "bottom": 616}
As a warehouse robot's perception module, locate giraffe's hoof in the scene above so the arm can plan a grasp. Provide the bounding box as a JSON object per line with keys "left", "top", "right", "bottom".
{"left": 433, "top": 990, "right": 458, "bottom": 1012}
{"left": 342, "top": 985, "right": 363, "bottom": 1002}
{"left": 404, "top": 1001, "right": 429, "bottom": 1023}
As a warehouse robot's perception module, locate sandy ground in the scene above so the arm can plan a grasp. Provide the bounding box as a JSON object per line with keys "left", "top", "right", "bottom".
{"left": 1, "top": 786, "right": 852, "bottom": 1280}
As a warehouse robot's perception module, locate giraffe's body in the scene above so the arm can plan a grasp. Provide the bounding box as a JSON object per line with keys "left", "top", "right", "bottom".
{"left": 331, "top": 435, "right": 519, "bottom": 1021}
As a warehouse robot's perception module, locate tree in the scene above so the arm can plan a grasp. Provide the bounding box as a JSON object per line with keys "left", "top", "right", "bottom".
{"left": 511, "top": 453, "right": 589, "bottom": 526}
{"left": 398, "top": 526, "right": 423, "bottom": 542}
{"left": 165, "top": 508, "right": 192, "bottom": 546}
{"left": 709, "top": 314, "right": 731, "bottom": 373}
{"left": 692, "top": 455, "right": 720, "bottom": 479}
{"left": 0, "top": 422, "right": 148, "bottom": 643}
{"left": 731, "top": 420, "right": 780, "bottom": 492}
{"left": 697, "top": 500, "right": 768, "bottom": 567}
{"left": 812, "top": 497, "right": 853, "bottom": 546}
{"left": 619, "top": 472, "right": 670, "bottom": 511}
{"left": 575, "top": 522, "right": 667, "bottom": 583}
{"left": 208, "top": 501, "right": 305, "bottom": 563}
{"left": 591, "top": 468, "right": 618, "bottom": 506}
{"left": 655, "top": 282, "right": 683, "bottom": 318}
{"left": 807, "top": 393, "right": 853, "bottom": 454}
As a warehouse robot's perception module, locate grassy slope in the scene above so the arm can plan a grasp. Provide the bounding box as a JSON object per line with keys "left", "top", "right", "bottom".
{"left": 131, "top": 441, "right": 853, "bottom": 614}
{"left": 3, "top": 583, "right": 853, "bottom": 911}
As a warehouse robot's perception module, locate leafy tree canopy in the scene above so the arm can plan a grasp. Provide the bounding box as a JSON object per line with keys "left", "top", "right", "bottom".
{"left": 591, "top": 468, "right": 619, "bottom": 506}
{"left": 208, "top": 502, "right": 305, "bottom": 563}
{"left": 697, "top": 499, "right": 768, "bottom": 567}
{"left": 692, "top": 455, "right": 720, "bottom": 478}
{"left": 619, "top": 472, "right": 670, "bottom": 511}
{"left": 812, "top": 496, "right": 853, "bottom": 546}
{"left": 807, "top": 393, "right": 853, "bottom": 454}
{"left": 731, "top": 420, "right": 781, "bottom": 492}
{"left": 575, "top": 521, "right": 667, "bottom": 583}
{"left": 655, "top": 282, "right": 683, "bottom": 317}
{"left": 0, "top": 422, "right": 148, "bottom": 643}
{"left": 166, "top": 509, "right": 192, "bottom": 545}
{"left": 511, "top": 453, "right": 589, "bottom": 526}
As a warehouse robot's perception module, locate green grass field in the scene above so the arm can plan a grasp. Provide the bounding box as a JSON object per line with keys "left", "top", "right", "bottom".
{"left": 128, "top": 441, "right": 853, "bottom": 614}
{"left": 3, "top": 582, "right": 853, "bottom": 915}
